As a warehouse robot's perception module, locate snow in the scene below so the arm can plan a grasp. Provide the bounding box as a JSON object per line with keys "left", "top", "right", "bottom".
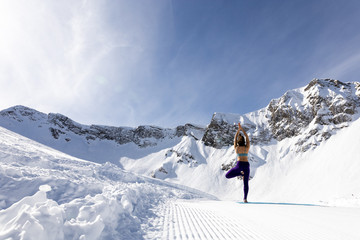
{"left": 161, "top": 200, "right": 360, "bottom": 240}
{"left": 250, "top": 117, "right": 360, "bottom": 205}
{"left": 0, "top": 126, "right": 213, "bottom": 239}
{"left": 1, "top": 79, "right": 360, "bottom": 239}
{"left": 2, "top": 181, "right": 360, "bottom": 240}
{"left": 0, "top": 105, "right": 186, "bottom": 166}
{"left": 1, "top": 122, "right": 360, "bottom": 239}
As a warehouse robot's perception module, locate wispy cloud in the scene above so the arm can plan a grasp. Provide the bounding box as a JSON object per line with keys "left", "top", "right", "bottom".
{"left": 0, "top": 1, "right": 111, "bottom": 113}
{"left": 1, "top": 0, "right": 360, "bottom": 128}
{"left": 317, "top": 52, "right": 360, "bottom": 82}
{"left": 0, "top": 0, "right": 169, "bottom": 126}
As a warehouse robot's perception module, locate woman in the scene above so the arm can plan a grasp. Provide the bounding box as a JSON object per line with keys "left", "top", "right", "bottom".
{"left": 225, "top": 123, "right": 250, "bottom": 203}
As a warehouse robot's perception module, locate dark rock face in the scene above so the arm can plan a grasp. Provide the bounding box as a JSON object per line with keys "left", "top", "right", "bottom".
{"left": 48, "top": 119, "right": 205, "bottom": 148}
{"left": 267, "top": 99, "right": 312, "bottom": 141}
{"left": 165, "top": 149, "right": 195, "bottom": 164}
{"left": 202, "top": 79, "right": 360, "bottom": 151}
{"left": 175, "top": 124, "right": 205, "bottom": 140}
{"left": 49, "top": 127, "right": 65, "bottom": 139}
{"left": 202, "top": 116, "right": 237, "bottom": 149}
{"left": 202, "top": 114, "right": 273, "bottom": 149}
{"left": 221, "top": 159, "right": 236, "bottom": 171}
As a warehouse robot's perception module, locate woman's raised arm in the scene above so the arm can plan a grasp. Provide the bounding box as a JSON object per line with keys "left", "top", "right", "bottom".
{"left": 234, "top": 126, "right": 240, "bottom": 149}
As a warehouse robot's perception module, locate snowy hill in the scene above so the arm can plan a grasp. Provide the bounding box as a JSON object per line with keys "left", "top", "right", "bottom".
{"left": 1, "top": 78, "right": 360, "bottom": 203}
{"left": 250, "top": 116, "right": 360, "bottom": 205}
{"left": 0, "top": 126, "right": 214, "bottom": 239}
{"left": 0, "top": 105, "right": 205, "bottom": 165}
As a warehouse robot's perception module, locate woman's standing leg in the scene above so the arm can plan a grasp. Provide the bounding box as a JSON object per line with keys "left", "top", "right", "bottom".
{"left": 242, "top": 163, "right": 250, "bottom": 200}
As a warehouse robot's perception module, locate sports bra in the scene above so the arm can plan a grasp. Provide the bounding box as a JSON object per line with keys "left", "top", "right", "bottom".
{"left": 237, "top": 153, "right": 248, "bottom": 157}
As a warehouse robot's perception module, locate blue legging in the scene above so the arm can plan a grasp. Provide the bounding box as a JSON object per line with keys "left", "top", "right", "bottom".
{"left": 225, "top": 161, "right": 250, "bottom": 200}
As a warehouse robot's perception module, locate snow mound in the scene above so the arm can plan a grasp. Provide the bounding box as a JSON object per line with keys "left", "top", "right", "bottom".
{"left": 0, "top": 126, "right": 214, "bottom": 239}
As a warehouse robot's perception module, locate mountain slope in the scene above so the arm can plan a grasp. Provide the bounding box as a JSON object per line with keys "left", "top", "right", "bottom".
{"left": 0, "top": 126, "right": 214, "bottom": 239}
{"left": 0, "top": 105, "right": 205, "bottom": 165}
{"left": 120, "top": 78, "right": 360, "bottom": 202}
{"left": 202, "top": 78, "right": 360, "bottom": 152}
{"left": 1, "top": 78, "right": 360, "bottom": 203}
{"left": 250, "top": 116, "right": 360, "bottom": 204}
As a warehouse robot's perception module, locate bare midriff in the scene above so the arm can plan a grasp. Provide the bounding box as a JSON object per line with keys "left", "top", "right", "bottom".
{"left": 237, "top": 156, "right": 248, "bottom": 162}
{"left": 236, "top": 146, "right": 249, "bottom": 162}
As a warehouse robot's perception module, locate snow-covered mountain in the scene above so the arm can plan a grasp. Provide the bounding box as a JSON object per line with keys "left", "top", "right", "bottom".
{"left": 203, "top": 78, "right": 360, "bottom": 151}
{"left": 1, "top": 78, "right": 360, "bottom": 202}
{"left": 1, "top": 79, "right": 359, "bottom": 156}
{"left": 0, "top": 105, "right": 205, "bottom": 165}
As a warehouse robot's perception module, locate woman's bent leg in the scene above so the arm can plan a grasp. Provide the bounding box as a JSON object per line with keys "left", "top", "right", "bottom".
{"left": 225, "top": 162, "right": 240, "bottom": 179}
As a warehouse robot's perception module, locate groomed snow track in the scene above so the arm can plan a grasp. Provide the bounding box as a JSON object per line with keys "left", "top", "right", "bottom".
{"left": 147, "top": 200, "right": 360, "bottom": 240}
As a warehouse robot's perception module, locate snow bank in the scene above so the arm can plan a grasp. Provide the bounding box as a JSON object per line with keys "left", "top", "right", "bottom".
{"left": 0, "top": 127, "right": 212, "bottom": 239}
{"left": 0, "top": 182, "right": 192, "bottom": 239}
{"left": 0, "top": 185, "right": 64, "bottom": 240}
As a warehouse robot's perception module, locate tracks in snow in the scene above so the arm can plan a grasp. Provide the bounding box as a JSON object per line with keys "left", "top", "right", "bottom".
{"left": 149, "top": 200, "right": 360, "bottom": 240}
{"left": 162, "top": 201, "right": 266, "bottom": 240}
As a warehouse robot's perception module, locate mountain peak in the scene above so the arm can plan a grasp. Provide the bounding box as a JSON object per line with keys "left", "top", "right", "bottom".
{"left": 0, "top": 105, "right": 47, "bottom": 122}
{"left": 305, "top": 78, "right": 350, "bottom": 91}
{"left": 203, "top": 78, "right": 360, "bottom": 152}
{"left": 2, "top": 105, "right": 39, "bottom": 114}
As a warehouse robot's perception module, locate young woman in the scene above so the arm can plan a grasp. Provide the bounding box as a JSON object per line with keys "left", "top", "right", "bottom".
{"left": 225, "top": 123, "right": 250, "bottom": 203}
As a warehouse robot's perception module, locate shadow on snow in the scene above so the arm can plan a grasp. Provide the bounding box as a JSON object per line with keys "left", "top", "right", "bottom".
{"left": 237, "top": 202, "right": 324, "bottom": 207}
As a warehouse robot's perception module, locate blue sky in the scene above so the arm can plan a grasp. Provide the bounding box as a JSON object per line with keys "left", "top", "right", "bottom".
{"left": 1, "top": 0, "right": 360, "bottom": 128}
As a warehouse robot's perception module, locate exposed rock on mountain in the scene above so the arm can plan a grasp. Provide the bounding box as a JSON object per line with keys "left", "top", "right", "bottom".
{"left": 1, "top": 79, "right": 359, "bottom": 161}
{"left": 202, "top": 79, "right": 360, "bottom": 152}
{"left": 0, "top": 105, "right": 205, "bottom": 148}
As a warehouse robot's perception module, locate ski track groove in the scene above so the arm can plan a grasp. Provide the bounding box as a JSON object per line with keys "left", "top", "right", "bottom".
{"left": 182, "top": 203, "right": 205, "bottom": 239}
{"left": 187, "top": 204, "right": 216, "bottom": 239}
{"left": 200, "top": 206, "right": 231, "bottom": 239}
{"left": 157, "top": 200, "right": 360, "bottom": 240}
{"left": 195, "top": 203, "right": 270, "bottom": 240}
{"left": 161, "top": 204, "right": 171, "bottom": 240}
{"left": 184, "top": 203, "right": 212, "bottom": 240}
{"left": 178, "top": 203, "right": 195, "bottom": 239}
{"left": 196, "top": 207, "right": 222, "bottom": 239}
{"left": 175, "top": 203, "right": 187, "bottom": 239}
{"left": 165, "top": 201, "right": 271, "bottom": 240}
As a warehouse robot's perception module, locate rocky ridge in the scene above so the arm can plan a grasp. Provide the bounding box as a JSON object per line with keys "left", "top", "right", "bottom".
{"left": 1, "top": 79, "right": 359, "bottom": 156}
{"left": 202, "top": 79, "right": 360, "bottom": 152}
{"left": 0, "top": 105, "right": 205, "bottom": 148}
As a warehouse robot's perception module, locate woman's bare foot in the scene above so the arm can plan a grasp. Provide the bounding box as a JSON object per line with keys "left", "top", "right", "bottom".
{"left": 244, "top": 199, "right": 248, "bottom": 203}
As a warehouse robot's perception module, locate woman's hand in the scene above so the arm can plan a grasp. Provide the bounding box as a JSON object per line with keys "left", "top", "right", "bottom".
{"left": 238, "top": 123, "right": 243, "bottom": 130}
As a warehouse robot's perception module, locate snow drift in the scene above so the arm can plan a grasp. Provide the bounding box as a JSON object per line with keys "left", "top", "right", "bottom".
{"left": 0, "top": 126, "right": 214, "bottom": 239}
